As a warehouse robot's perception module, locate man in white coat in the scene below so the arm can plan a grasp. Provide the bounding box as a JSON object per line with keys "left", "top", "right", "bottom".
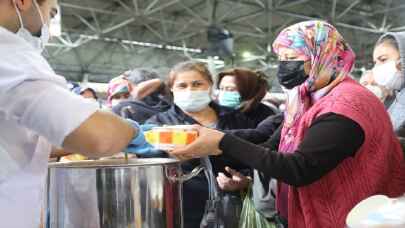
{"left": 0, "top": 0, "right": 148, "bottom": 227}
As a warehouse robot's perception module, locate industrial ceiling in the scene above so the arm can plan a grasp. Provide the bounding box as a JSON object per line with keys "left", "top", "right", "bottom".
{"left": 46, "top": 0, "right": 403, "bottom": 84}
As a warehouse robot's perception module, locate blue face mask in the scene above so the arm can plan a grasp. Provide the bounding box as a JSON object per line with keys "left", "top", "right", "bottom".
{"left": 173, "top": 90, "right": 212, "bottom": 112}
{"left": 218, "top": 91, "right": 241, "bottom": 109}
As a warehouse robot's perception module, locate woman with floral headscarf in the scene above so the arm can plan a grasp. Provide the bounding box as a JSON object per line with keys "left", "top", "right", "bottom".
{"left": 107, "top": 75, "right": 133, "bottom": 108}
{"left": 169, "top": 21, "right": 405, "bottom": 228}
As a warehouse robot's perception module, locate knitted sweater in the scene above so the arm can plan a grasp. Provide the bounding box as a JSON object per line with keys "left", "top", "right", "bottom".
{"left": 278, "top": 78, "right": 405, "bottom": 228}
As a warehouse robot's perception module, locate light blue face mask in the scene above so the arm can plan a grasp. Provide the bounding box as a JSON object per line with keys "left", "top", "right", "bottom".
{"left": 173, "top": 90, "right": 212, "bottom": 112}
{"left": 218, "top": 91, "right": 241, "bottom": 109}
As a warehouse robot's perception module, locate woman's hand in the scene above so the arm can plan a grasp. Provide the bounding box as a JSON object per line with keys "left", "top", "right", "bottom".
{"left": 217, "top": 167, "right": 251, "bottom": 192}
{"left": 169, "top": 125, "right": 225, "bottom": 161}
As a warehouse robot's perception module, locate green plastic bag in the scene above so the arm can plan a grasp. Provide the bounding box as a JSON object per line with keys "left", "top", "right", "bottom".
{"left": 239, "top": 186, "right": 277, "bottom": 228}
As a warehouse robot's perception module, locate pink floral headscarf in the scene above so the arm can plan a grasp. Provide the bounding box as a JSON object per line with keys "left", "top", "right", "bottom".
{"left": 107, "top": 75, "right": 132, "bottom": 107}
{"left": 272, "top": 20, "right": 355, "bottom": 126}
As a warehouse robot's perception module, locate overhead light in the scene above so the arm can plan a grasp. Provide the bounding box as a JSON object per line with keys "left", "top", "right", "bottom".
{"left": 70, "top": 34, "right": 202, "bottom": 53}
{"left": 195, "top": 58, "right": 225, "bottom": 66}
{"left": 267, "top": 44, "right": 272, "bottom": 53}
{"left": 242, "top": 51, "right": 252, "bottom": 59}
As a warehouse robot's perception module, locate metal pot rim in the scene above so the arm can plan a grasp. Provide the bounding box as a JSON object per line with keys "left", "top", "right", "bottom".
{"left": 48, "top": 158, "right": 180, "bottom": 169}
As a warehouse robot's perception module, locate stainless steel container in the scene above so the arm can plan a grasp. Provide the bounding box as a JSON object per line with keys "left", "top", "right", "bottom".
{"left": 46, "top": 158, "right": 189, "bottom": 228}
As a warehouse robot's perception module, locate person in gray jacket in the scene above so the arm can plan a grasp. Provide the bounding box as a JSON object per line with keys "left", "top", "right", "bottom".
{"left": 361, "top": 32, "right": 405, "bottom": 138}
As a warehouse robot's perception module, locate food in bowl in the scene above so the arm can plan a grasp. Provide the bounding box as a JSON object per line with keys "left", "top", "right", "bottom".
{"left": 144, "top": 126, "right": 198, "bottom": 150}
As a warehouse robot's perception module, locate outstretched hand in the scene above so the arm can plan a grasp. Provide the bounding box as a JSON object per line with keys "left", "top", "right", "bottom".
{"left": 168, "top": 125, "right": 225, "bottom": 161}
{"left": 217, "top": 166, "right": 251, "bottom": 192}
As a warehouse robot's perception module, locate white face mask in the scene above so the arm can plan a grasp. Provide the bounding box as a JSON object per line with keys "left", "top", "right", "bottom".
{"left": 173, "top": 90, "right": 212, "bottom": 112}
{"left": 373, "top": 60, "right": 404, "bottom": 91}
{"left": 14, "top": 0, "right": 50, "bottom": 52}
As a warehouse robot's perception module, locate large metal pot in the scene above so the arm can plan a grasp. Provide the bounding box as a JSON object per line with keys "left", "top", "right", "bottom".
{"left": 46, "top": 158, "right": 198, "bottom": 228}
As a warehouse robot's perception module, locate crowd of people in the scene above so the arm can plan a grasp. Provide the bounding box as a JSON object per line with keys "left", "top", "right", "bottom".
{"left": 1, "top": 0, "right": 405, "bottom": 227}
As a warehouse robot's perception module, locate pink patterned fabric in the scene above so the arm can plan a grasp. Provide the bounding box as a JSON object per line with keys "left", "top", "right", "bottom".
{"left": 272, "top": 20, "right": 355, "bottom": 127}
{"left": 106, "top": 75, "right": 132, "bottom": 106}
{"left": 279, "top": 78, "right": 405, "bottom": 228}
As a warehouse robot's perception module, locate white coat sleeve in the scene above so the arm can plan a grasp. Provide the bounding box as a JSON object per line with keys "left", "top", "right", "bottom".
{"left": 0, "top": 80, "right": 99, "bottom": 147}
{"left": 0, "top": 45, "right": 99, "bottom": 147}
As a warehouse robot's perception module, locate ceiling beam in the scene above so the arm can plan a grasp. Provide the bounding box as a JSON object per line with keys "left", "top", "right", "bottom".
{"left": 145, "top": 0, "right": 160, "bottom": 13}
{"left": 380, "top": 0, "right": 393, "bottom": 30}
{"left": 331, "top": 0, "right": 337, "bottom": 21}
{"left": 101, "top": 17, "right": 136, "bottom": 34}
{"left": 132, "top": 0, "right": 139, "bottom": 15}
{"left": 336, "top": 0, "right": 361, "bottom": 20}
{"left": 146, "top": 0, "right": 180, "bottom": 16}
{"left": 372, "top": 3, "right": 405, "bottom": 15}
{"left": 178, "top": 1, "right": 210, "bottom": 25}
{"left": 277, "top": 0, "right": 311, "bottom": 9}
{"left": 223, "top": 9, "right": 264, "bottom": 24}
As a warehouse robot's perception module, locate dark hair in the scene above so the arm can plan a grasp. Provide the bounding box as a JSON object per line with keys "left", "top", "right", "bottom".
{"left": 81, "top": 88, "right": 98, "bottom": 100}
{"left": 168, "top": 61, "right": 213, "bottom": 88}
{"left": 127, "top": 68, "right": 159, "bottom": 85}
{"left": 376, "top": 35, "right": 399, "bottom": 51}
{"left": 217, "top": 68, "right": 269, "bottom": 113}
{"left": 120, "top": 69, "right": 169, "bottom": 97}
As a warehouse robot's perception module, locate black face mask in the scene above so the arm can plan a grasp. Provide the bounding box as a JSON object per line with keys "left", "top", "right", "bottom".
{"left": 277, "top": 61, "right": 309, "bottom": 89}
